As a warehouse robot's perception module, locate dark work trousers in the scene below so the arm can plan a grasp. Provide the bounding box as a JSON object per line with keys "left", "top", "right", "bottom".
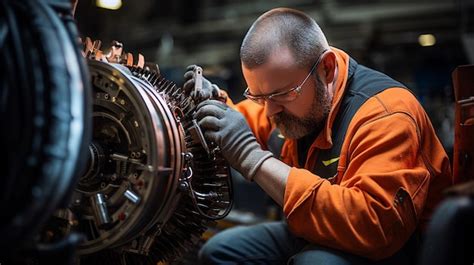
{"left": 198, "top": 221, "right": 419, "bottom": 265}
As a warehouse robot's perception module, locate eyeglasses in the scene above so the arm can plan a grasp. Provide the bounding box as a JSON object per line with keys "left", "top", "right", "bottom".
{"left": 243, "top": 49, "right": 328, "bottom": 106}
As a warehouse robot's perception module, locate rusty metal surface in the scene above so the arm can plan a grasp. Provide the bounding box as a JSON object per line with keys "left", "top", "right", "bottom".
{"left": 452, "top": 65, "right": 474, "bottom": 184}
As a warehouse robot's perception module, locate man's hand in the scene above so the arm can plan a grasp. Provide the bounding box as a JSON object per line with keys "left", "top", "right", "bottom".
{"left": 183, "top": 65, "right": 221, "bottom": 101}
{"left": 195, "top": 100, "right": 273, "bottom": 181}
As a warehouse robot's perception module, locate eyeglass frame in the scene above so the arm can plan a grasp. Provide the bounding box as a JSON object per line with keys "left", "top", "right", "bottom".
{"left": 243, "top": 49, "right": 329, "bottom": 105}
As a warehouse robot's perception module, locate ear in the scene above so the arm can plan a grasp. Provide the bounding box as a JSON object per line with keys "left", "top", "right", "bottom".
{"left": 319, "top": 51, "right": 337, "bottom": 84}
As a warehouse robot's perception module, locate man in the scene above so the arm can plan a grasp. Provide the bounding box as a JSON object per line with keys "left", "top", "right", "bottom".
{"left": 183, "top": 7, "right": 452, "bottom": 265}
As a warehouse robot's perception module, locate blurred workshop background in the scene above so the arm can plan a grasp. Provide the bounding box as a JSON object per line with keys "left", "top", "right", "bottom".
{"left": 75, "top": 0, "right": 473, "bottom": 224}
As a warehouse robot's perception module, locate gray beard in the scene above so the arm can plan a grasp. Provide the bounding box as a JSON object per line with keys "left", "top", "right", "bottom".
{"left": 271, "top": 77, "right": 331, "bottom": 140}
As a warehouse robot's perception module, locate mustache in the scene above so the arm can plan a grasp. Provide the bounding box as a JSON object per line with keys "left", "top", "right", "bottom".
{"left": 271, "top": 110, "right": 297, "bottom": 123}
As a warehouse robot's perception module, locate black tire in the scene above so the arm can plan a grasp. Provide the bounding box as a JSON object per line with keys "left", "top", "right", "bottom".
{"left": 0, "top": 0, "right": 90, "bottom": 256}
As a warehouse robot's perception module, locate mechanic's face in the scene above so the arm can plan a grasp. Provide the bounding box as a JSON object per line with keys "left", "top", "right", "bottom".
{"left": 242, "top": 47, "right": 332, "bottom": 139}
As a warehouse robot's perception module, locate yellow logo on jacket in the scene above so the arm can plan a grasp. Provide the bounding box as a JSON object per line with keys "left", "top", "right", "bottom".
{"left": 322, "top": 157, "right": 340, "bottom": 166}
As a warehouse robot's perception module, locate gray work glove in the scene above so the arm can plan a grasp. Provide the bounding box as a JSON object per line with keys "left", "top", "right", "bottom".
{"left": 195, "top": 100, "right": 273, "bottom": 181}
{"left": 183, "top": 65, "right": 221, "bottom": 101}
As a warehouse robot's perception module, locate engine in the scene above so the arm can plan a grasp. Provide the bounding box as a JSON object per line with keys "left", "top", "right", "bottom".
{"left": 0, "top": 1, "right": 233, "bottom": 264}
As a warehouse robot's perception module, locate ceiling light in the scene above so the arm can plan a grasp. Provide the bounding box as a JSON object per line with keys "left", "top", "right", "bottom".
{"left": 418, "top": 34, "right": 436, "bottom": 47}
{"left": 96, "top": 0, "right": 122, "bottom": 10}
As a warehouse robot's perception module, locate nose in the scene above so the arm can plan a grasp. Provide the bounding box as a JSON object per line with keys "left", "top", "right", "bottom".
{"left": 265, "top": 100, "right": 283, "bottom": 118}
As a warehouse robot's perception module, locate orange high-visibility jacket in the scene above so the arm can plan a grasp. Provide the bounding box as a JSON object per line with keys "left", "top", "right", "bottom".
{"left": 227, "top": 47, "right": 452, "bottom": 260}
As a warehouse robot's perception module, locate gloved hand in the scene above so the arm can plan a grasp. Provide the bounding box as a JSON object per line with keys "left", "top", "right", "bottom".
{"left": 195, "top": 100, "right": 273, "bottom": 181}
{"left": 183, "top": 65, "right": 221, "bottom": 101}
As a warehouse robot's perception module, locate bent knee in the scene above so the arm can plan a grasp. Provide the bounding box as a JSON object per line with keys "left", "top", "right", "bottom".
{"left": 289, "top": 245, "right": 360, "bottom": 265}
{"left": 198, "top": 226, "right": 249, "bottom": 264}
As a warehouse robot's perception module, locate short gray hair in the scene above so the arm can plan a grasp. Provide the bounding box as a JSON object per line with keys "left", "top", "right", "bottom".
{"left": 240, "top": 8, "right": 329, "bottom": 69}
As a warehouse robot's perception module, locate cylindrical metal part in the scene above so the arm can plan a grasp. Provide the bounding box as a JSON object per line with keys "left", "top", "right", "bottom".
{"left": 91, "top": 193, "right": 111, "bottom": 227}
{"left": 124, "top": 189, "right": 141, "bottom": 204}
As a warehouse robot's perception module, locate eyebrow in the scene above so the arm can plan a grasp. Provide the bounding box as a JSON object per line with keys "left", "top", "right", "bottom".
{"left": 250, "top": 81, "right": 295, "bottom": 97}
{"left": 273, "top": 83, "right": 294, "bottom": 94}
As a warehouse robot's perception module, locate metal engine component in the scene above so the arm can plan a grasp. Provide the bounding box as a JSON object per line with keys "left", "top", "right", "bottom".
{"left": 1, "top": 1, "right": 232, "bottom": 261}
{"left": 57, "top": 42, "right": 233, "bottom": 264}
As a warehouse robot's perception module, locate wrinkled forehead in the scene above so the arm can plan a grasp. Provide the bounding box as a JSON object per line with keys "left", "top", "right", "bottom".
{"left": 241, "top": 47, "right": 305, "bottom": 94}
